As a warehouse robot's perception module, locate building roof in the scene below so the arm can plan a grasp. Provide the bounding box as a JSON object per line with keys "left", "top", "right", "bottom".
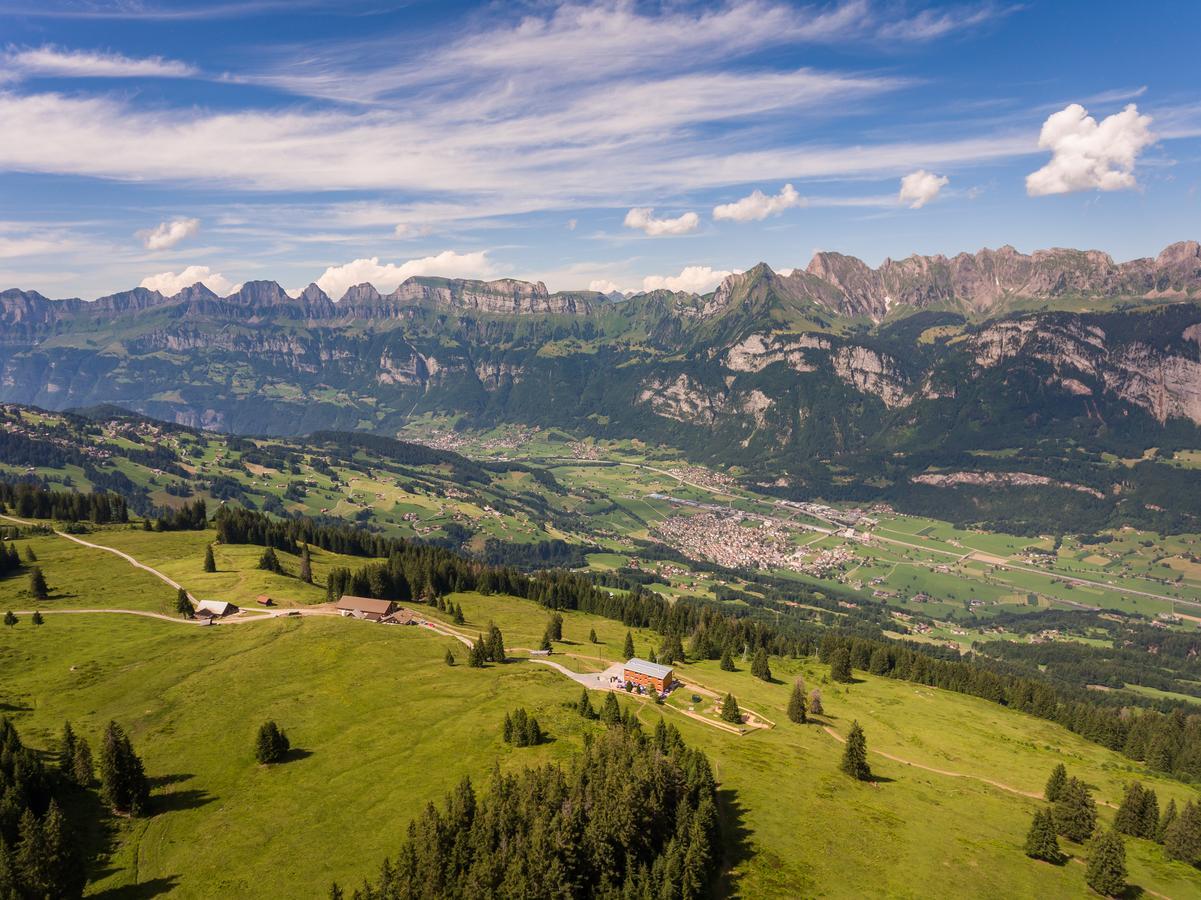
{"left": 624, "top": 657, "right": 673, "bottom": 680}
{"left": 197, "top": 599, "right": 235, "bottom": 616}
{"left": 336, "top": 595, "right": 395, "bottom": 614}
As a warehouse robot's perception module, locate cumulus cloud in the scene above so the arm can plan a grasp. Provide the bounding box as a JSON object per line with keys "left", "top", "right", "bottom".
{"left": 588, "top": 279, "right": 624, "bottom": 294}
{"left": 898, "top": 170, "right": 949, "bottom": 208}
{"left": 1026, "top": 103, "right": 1155, "bottom": 196}
{"left": 642, "top": 265, "right": 737, "bottom": 294}
{"left": 623, "top": 208, "right": 700, "bottom": 236}
{"left": 140, "top": 265, "right": 238, "bottom": 296}
{"left": 713, "top": 183, "right": 805, "bottom": 222}
{"left": 393, "top": 223, "right": 433, "bottom": 239}
{"left": 1, "top": 45, "right": 196, "bottom": 81}
{"left": 316, "top": 250, "right": 496, "bottom": 299}
{"left": 139, "top": 217, "right": 199, "bottom": 250}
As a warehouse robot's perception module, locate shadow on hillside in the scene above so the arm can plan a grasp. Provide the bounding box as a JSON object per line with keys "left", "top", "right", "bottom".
{"left": 92, "top": 875, "right": 181, "bottom": 899}
{"left": 284, "top": 747, "right": 313, "bottom": 763}
{"left": 0, "top": 700, "right": 31, "bottom": 713}
{"left": 714, "top": 787, "right": 753, "bottom": 899}
{"left": 155, "top": 787, "right": 214, "bottom": 814}
{"left": 149, "top": 772, "right": 193, "bottom": 788}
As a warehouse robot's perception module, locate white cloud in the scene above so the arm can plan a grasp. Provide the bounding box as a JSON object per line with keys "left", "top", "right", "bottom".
{"left": 898, "top": 170, "right": 949, "bottom": 208}
{"left": 393, "top": 223, "right": 433, "bottom": 239}
{"left": 315, "top": 250, "right": 496, "bottom": 299}
{"left": 1026, "top": 103, "right": 1155, "bottom": 196}
{"left": 139, "top": 265, "right": 238, "bottom": 296}
{"left": 623, "top": 208, "right": 699, "bottom": 236}
{"left": 642, "top": 265, "right": 736, "bottom": 294}
{"left": 713, "top": 183, "right": 804, "bottom": 221}
{"left": 139, "top": 217, "right": 199, "bottom": 250}
{"left": 1, "top": 45, "right": 196, "bottom": 81}
{"left": 588, "top": 279, "right": 624, "bottom": 294}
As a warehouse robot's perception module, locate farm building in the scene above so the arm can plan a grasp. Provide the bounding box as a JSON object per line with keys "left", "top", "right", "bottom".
{"left": 623, "top": 658, "right": 675, "bottom": 693}
{"left": 196, "top": 599, "right": 237, "bottom": 618}
{"left": 256, "top": 595, "right": 274, "bottom": 607}
{"left": 336, "top": 595, "right": 396, "bottom": 621}
{"left": 380, "top": 608, "right": 421, "bottom": 625}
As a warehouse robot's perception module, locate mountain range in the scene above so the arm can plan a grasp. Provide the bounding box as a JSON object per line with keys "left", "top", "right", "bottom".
{"left": 3, "top": 240, "right": 1201, "bottom": 533}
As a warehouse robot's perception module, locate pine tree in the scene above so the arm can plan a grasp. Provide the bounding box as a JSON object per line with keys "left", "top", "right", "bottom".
{"left": 257, "top": 546, "right": 283, "bottom": 574}
{"left": 255, "top": 721, "right": 291, "bottom": 764}
{"left": 299, "top": 544, "right": 313, "bottom": 583}
{"left": 1138, "top": 787, "right": 1160, "bottom": 840}
{"left": 502, "top": 712, "right": 514, "bottom": 743}
{"left": 468, "top": 636, "right": 486, "bottom": 667}
{"left": 99, "top": 721, "right": 150, "bottom": 816}
{"left": 1085, "top": 830, "right": 1127, "bottom": 898}
{"left": 548, "top": 613, "right": 563, "bottom": 642}
{"left": 72, "top": 737, "right": 94, "bottom": 787}
{"left": 600, "top": 692, "right": 622, "bottom": 727}
{"left": 41, "top": 799, "right": 84, "bottom": 899}
{"left": 486, "top": 623, "right": 505, "bottom": 662}
{"left": 588, "top": 627, "right": 598, "bottom": 644}
{"left": 1164, "top": 800, "right": 1201, "bottom": 865}
{"left": 445, "top": 647, "right": 455, "bottom": 667}
{"left": 720, "top": 694, "right": 742, "bottom": 725}
{"left": 540, "top": 629, "right": 552, "bottom": 652}
{"left": 524, "top": 716, "right": 542, "bottom": 747}
{"left": 452, "top": 604, "right": 466, "bottom": 625}
{"left": 1024, "top": 808, "right": 1061, "bottom": 862}
{"left": 840, "top": 721, "right": 871, "bottom": 781}
{"left": 829, "top": 647, "right": 853, "bottom": 683}
{"left": 808, "top": 688, "right": 824, "bottom": 716}
{"left": 1052, "top": 777, "right": 1097, "bottom": 844}
{"left": 787, "top": 680, "right": 807, "bottom": 724}
{"left": 4, "top": 610, "right": 16, "bottom": 628}
{"left": 1044, "top": 763, "right": 1068, "bottom": 802}
{"left": 203, "top": 544, "right": 216, "bottom": 572}
{"left": 23, "top": 546, "right": 36, "bottom": 563}
{"left": 1114, "top": 782, "right": 1157, "bottom": 838}
{"left": 176, "top": 588, "right": 193, "bottom": 618}
{"left": 15, "top": 808, "right": 50, "bottom": 899}
{"left": 59, "top": 721, "right": 77, "bottom": 777}
{"left": 868, "top": 646, "right": 890, "bottom": 676}
{"left": 623, "top": 631, "right": 635, "bottom": 659}
{"left": 1158, "top": 798, "right": 1178, "bottom": 843}
{"left": 750, "top": 647, "right": 772, "bottom": 682}
{"left": 577, "top": 688, "right": 595, "bottom": 720}
{"left": 29, "top": 567, "right": 48, "bottom": 600}
{"left": 719, "top": 647, "right": 736, "bottom": 671}
{"left": 31, "top": 610, "right": 43, "bottom": 626}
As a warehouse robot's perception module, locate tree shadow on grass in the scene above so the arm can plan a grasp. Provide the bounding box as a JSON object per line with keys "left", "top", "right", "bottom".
{"left": 91, "top": 876, "right": 182, "bottom": 899}
{"left": 154, "top": 788, "right": 214, "bottom": 814}
{"left": 865, "top": 772, "right": 896, "bottom": 785}
{"left": 283, "top": 747, "right": 313, "bottom": 763}
{"left": 714, "top": 787, "right": 753, "bottom": 899}
{"left": 149, "top": 772, "right": 193, "bottom": 788}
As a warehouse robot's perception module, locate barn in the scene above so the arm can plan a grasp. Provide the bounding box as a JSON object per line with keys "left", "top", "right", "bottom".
{"left": 336, "top": 595, "right": 396, "bottom": 621}
{"left": 623, "top": 658, "right": 675, "bottom": 693}
{"left": 196, "top": 599, "right": 237, "bottom": 618}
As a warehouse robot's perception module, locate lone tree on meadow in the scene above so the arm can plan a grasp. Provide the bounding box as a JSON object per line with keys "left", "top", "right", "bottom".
{"left": 787, "top": 680, "right": 808, "bottom": 724}
{"left": 751, "top": 647, "right": 772, "bottom": 682}
{"left": 1085, "top": 830, "right": 1127, "bottom": 898}
{"left": 445, "top": 648, "right": 455, "bottom": 667}
{"left": 720, "top": 693, "right": 742, "bottom": 725}
{"left": 258, "top": 546, "right": 284, "bottom": 574}
{"left": 1024, "top": 809, "right": 1061, "bottom": 862}
{"left": 4, "top": 610, "right": 17, "bottom": 629}
{"left": 255, "top": 721, "right": 291, "bottom": 764}
{"left": 99, "top": 721, "right": 150, "bottom": 816}
{"left": 452, "top": 603, "right": 466, "bottom": 625}
{"left": 203, "top": 544, "right": 216, "bottom": 573}
{"left": 547, "top": 613, "right": 563, "bottom": 642}
{"left": 175, "top": 588, "right": 193, "bottom": 618}
{"left": 31, "top": 610, "right": 43, "bottom": 626}
{"left": 588, "top": 627, "right": 597, "bottom": 644}
{"left": 540, "top": 629, "right": 553, "bottom": 652}
{"left": 299, "top": 544, "right": 313, "bottom": 583}
{"left": 622, "top": 630, "right": 635, "bottom": 659}
{"left": 1044, "top": 763, "right": 1068, "bottom": 802}
{"left": 840, "top": 721, "right": 871, "bottom": 781}
{"left": 829, "top": 647, "right": 853, "bottom": 683}
{"left": 1052, "top": 777, "right": 1097, "bottom": 844}
{"left": 719, "top": 647, "right": 736, "bottom": 671}
{"left": 29, "top": 566, "right": 48, "bottom": 600}
{"left": 577, "top": 688, "right": 596, "bottom": 720}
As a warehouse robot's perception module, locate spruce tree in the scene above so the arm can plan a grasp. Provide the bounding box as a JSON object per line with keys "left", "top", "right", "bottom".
{"left": 257, "top": 546, "right": 283, "bottom": 573}
{"left": 452, "top": 604, "right": 466, "bottom": 625}
{"left": 840, "top": 721, "right": 871, "bottom": 781}
{"left": 502, "top": 712, "right": 514, "bottom": 743}
{"left": 829, "top": 647, "right": 853, "bottom": 683}
{"left": 4, "top": 610, "right": 16, "bottom": 628}
{"left": 486, "top": 624, "right": 505, "bottom": 662}
{"left": 255, "top": 721, "right": 290, "bottom": 764}
{"left": 1138, "top": 787, "right": 1159, "bottom": 840}
{"left": 445, "top": 647, "right": 455, "bottom": 667}
{"left": 600, "top": 692, "right": 622, "bottom": 727}
{"left": 72, "top": 737, "right": 94, "bottom": 787}
{"left": 540, "top": 629, "right": 552, "bottom": 652}
{"left": 1158, "top": 798, "right": 1178, "bottom": 843}
{"left": 623, "top": 631, "right": 635, "bottom": 659}
{"left": 1052, "top": 777, "right": 1097, "bottom": 844}
{"left": 99, "top": 721, "right": 150, "bottom": 816}
{"left": 751, "top": 647, "right": 772, "bottom": 682}
{"left": 31, "top": 611, "right": 43, "bottom": 626}
{"left": 300, "top": 544, "right": 313, "bottom": 583}
{"left": 588, "top": 627, "right": 598, "bottom": 644}
{"left": 720, "top": 694, "right": 742, "bottom": 725}
{"left": 1044, "top": 763, "right": 1068, "bottom": 802}
{"left": 577, "top": 688, "right": 595, "bottom": 720}
{"left": 1085, "top": 830, "right": 1127, "bottom": 898}
{"left": 787, "top": 680, "right": 807, "bottom": 724}
{"left": 42, "top": 798, "right": 84, "bottom": 898}
{"left": 15, "top": 808, "right": 50, "bottom": 899}
{"left": 175, "top": 588, "right": 193, "bottom": 618}
{"left": 719, "top": 647, "right": 736, "bottom": 671}
{"left": 29, "top": 567, "right": 48, "bottom": 600}
{"left": 203, "top": 544, "right": 216, "bottom": 572}
{"left": 548, "top": 613, "right": 563, "bottom": 642}
{"left": 1024, "top": 808, "right": 1061, "bottom": 862}
{"left": 23, "top": 546, "right": 36, "bottom": 563}
{"left": 808, "top": 688, "right": 824, "bottom": 716}
{"left": 1164, "top": 800, "right": 1201, "bottom": 865}
{"left": 59, "top": 721, "right": 77, "bottom": 776}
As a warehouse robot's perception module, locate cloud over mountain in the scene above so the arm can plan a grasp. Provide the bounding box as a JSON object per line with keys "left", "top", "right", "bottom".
{"left": 1026, "top": 103, "right": 1155, "bottom": 196}
{"left": 139, "top": 265, "right": 238, "bottom": 296}
{"left": 315, "top": 251, "right": 495, "bottom": 299}
{"left": 898, "top": 170, "right": 948, "bottom": 208}
{"left": 713, "top": 184, "right": 804, "bottom": 222}
{"left": 642, "top": 265, "right": 736, "bottom": 293}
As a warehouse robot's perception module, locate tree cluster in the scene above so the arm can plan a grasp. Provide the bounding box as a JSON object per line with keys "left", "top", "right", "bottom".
{"left": 0, "top": 482, "right": 127, "bottom": 524}
{"left": 98, "top": 721, "right": 150, "bottom": 817}
{"left": 467, "top": 625, "right": 506, "bottom": 667}
{"left": 501, "top": 708, "right": 544, "bottom": 747}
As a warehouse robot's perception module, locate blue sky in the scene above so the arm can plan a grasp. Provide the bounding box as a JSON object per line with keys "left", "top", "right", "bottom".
{"left": 0, "top": 0, "right": 1198, "bottom": 299}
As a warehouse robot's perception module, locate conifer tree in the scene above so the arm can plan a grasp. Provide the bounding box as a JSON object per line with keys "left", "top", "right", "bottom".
{"left": 29, "top": 567, "right": 48, "bottom": 600}
{"left": 257, "top": 546, "right": 283, "bottom": 574}
{"left": 751, "top": 647, "right": 772, "bottom": 682}
{"left": 1052, "top": 777, "right": 1097, "bottom": 843}
{"left": 445, "top": 647, "right": 455, "bottom": 667}
{"left": 300, "top": 544, "right": 313, "bottom": 583}
{"left": 99, "top": 721, "right": 150, "bottom": 816}
{"left": 176, "top": 588, "right": 193, "bottom": 618}
{"left": 204, "top": 544, "right": 216, "bottom": 572}
{"left": 548, "top": 613, "right": 563, "bottom": 642}
{"left": 4, "top": 610, "right": 16, "bottom": 628}
{"left": 468, "top": 636, "right": 486, "bottom": 668}
{"left": 452, "top": 604, "right": 465, "bottom": 625}
{"left": 787, "top": 680, "right": 807, "bottom": 724}
{"left": 1159, "top": 798, "right": 1178, "bottom": 843}
{"left": 59, "top": 721, "right": 77, "bottom": 776}
{"left": 1139, "top": 787, "right": 1159, "bottom": 840}
{"left": 540, "top": 629, "right": 552, "bottom": 652}
{"left": 524, "top": 716, "right": 542, "bottom": 747}
{"left": 588, "top": 627, "right": 598, "bottom": 644}
{"left": 720, "top": 694, "right": 742, "bottom": 725}
{"left": 577, "top": 688, "right": 595, "bottom": 720}
{"left": 1164, "top": 800, "right": 1201, "bottom": 865}
{"left": 1085, "top": 830, "right": 1127, "bottom": 898}
{"left": 808, "top": 688, "right": 824, "bottom": 716}
{"left": 31, "top": 611, "right": 43, "bottom": 626}
{"left": 1044, "top": 763, "right": 1068, "bottom": 802}
{"left": 486, "top": 623, "right": 505, "bottom": 662}
{"left": 600, "top": 692, "right": 622, "bottom": 727}
{"left": 72, "top": 737, "right": 94, "bottom": 787}
{"left": 840, "top": 721, "right": 871, "bottom": 781}
{"left": 15, "top": 808, "right": 50, "bottom": 899}
{"left": 502, "top": 712, "right": 514, "bottom": 743}
{"left": 829, "top": 647, "right": 853, "bottom": 683}
{"left": 868, "top": 646, "right": 890, "bottom": 676}
{"left": 1024, "top": 809, "right": 1060, "bottom": 862}
{"left": 23, "top": 546, "right": 36, "bottom": 563}
{"left": 1114, "top": 782, "right": 1157, "bottom": 838}
{"left": 719, "top": 647, "right": 736, "bottom": 671}
{"left": 623, "top": 631, "right": 635, "bottom": 659}
{"left": 255, "top": 721, "right": 290, "bottom": 764}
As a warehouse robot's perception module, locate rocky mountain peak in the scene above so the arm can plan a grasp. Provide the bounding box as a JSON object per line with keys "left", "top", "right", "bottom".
{"left": 340, "top": 283, "right": 382, "bottom": 304}
{"left": 298, "top": 283, "right": 330, "bottom": 304}
{"left": 227, "top": 281, "right": 290, "bottom": 305}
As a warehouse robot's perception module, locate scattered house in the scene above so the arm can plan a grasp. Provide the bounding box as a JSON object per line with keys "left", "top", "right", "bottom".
{"left": 336, "top": 595, "right": 396, "bottom": 621}
{"left": 623, "top": 657, "right": 675, "bottom": 693}
{"left": 256, "top": 595, "right": 274, "bottom": 607}
{"left": 196, "top": 599, "right": 237, "bottom": 617}
{"left": 380, "top": 607, "right": 421, "bottom": 626}
{"left": 529, "top": 648, "right": 551, "bottom": 657}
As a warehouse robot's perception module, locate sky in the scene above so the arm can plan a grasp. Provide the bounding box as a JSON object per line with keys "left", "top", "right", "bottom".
{"left": 0, "top": 0, "right": 1198, "bottom": 300}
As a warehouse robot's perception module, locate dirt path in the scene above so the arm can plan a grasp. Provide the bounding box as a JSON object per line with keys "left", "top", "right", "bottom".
{"left": 10, "top": 607, "right": 198, "bottom": 624}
